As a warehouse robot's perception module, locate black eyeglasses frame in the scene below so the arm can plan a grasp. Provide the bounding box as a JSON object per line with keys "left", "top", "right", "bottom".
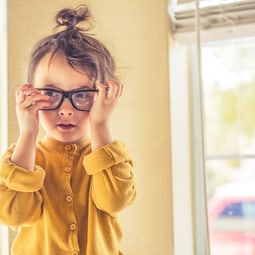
{"left": 37, "top": 88, "right": 99, "bottom": 111}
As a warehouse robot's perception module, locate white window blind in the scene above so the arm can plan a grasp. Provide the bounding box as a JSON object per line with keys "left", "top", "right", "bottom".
{"left": 169, "top": 0, "right": 255, "bottom": 43}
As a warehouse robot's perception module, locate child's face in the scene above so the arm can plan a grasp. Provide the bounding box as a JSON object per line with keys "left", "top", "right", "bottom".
{"left": 33, "top": 53, "right": 94, "bottom": 143}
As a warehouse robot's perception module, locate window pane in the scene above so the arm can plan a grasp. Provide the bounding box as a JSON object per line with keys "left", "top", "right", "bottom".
{"left": 202, "top": 38, "right": 255, "bottom": 255}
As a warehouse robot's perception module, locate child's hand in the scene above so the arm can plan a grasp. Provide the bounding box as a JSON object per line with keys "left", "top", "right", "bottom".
{"left": 89, "top": 80, "right": 123, "bottom": 150}
{"left": 90, "top": 80, "right": 123, "bottom": 127}
{"left": 15, "top": 84, "right": 49, "bottom": 136}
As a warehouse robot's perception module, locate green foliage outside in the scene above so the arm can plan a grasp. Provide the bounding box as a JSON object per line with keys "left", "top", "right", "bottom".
{"left": 202, "top": 40, "right": 255, "bottom": 196}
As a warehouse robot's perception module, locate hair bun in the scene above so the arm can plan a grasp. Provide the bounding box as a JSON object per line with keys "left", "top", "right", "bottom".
{"left": 55, "top": 5, "right": 92, "bottom": 30}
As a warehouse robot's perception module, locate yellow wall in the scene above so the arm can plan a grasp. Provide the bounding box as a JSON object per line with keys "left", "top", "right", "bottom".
{"left": 8, "top": 1, "right": 173, "bottom": 254}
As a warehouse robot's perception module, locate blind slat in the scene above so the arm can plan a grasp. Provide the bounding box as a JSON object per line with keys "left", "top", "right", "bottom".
{"left": 170, "top": 0, "right": 255, "bottom": 33}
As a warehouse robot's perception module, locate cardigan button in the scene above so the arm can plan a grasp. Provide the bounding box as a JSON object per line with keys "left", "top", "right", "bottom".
{"left": 73, "top": 251, "right": 79, "bottom": 255}
{"left": 66, "top": 195, "right": 73, "bottom": 203}
{"left": 64, "top": 167, "right": 71, "bottom": 173}
{"left": 70, "top": 223, "right": 77, "bottom": 231}
{"left": 64, "top": 145, "right": 72, "bottom": 150}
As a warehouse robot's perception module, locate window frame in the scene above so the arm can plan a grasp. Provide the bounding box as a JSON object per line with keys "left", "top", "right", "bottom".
{"left": 0, "top": 0, "right": 9, "bottom": 254}
{"left": 170, "top": 41, "right": 210, "bottom": 255}
{"left": 0, "top": 0, "right": 8, "bottom": 150}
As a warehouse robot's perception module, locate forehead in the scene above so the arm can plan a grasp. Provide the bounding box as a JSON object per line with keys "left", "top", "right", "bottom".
{"left": 33, "top": 53, "right": 94, "bottom": 90}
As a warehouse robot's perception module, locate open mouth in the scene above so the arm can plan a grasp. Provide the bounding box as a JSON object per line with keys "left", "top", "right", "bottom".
{"left": 57, "top": 124, "right": 76, "bottom": 130}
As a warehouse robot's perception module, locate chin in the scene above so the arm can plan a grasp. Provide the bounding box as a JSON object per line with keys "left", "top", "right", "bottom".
{"left": 59, "top": 134, "right": 87, "bottom": 144}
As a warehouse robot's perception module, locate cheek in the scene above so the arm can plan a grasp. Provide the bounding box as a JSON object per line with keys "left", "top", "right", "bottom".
{"left": 76, "top": 112, "right": 91, "bottom": 128}
{"left": 77, "top": 112, "right": 90, "bottom": 123}
{"left": 38, "top": 111, "right": 55, "bottom": 126}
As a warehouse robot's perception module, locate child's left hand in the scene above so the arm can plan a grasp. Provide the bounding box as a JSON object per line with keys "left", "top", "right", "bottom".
{"left": 89, "top": 80, "right": 123, "bottom": 127}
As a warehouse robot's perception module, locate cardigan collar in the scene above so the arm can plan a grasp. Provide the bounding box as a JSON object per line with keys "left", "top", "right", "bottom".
{"left": 39, "top": 136, "right": 91, "bottom": 153}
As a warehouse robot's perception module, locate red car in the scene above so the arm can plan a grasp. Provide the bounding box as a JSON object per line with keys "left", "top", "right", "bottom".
{"left": 208, "top": 183, "right": 255, "bottom": 255}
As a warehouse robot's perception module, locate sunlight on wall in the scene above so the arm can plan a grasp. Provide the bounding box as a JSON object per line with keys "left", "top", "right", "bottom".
{"left": 7, "top": 0, "right": 172, "bottom": 254}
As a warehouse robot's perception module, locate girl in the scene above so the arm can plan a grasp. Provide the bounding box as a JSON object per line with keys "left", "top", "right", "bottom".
{"left": 0, "top": 5, "right": 136, "bottom": 255}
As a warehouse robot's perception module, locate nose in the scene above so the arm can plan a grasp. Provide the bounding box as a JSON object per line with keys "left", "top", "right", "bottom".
{"left": 58, "top": 98, "right": 74, "bottom": 116}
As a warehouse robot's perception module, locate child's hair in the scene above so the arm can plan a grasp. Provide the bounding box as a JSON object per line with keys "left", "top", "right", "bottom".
{"left": 27, "top": 5, "right": 116, "bottom": 84}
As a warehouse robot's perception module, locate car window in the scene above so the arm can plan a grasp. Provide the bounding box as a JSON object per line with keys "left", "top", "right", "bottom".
{"left": 220, "top": 201, "right": 255, "bottom": 218}
{"left": 213, "top": 201, "right": 255, "bottom": 232}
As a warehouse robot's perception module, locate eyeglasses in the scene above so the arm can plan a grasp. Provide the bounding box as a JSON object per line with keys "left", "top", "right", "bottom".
{"left": 37, "top": 88, "right": 99, "bottom": 111}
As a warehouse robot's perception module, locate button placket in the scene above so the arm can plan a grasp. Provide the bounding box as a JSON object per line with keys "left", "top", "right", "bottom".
{"left": 63, "top": 144, "right": 79, "bottom": 252}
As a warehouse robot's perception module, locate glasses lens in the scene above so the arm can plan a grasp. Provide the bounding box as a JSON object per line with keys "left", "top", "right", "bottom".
{"left": 39, "top": 90, "right": 62, "bottom": 109}
{"left": 72, "top": 91, "right": 97, "bottom": 111}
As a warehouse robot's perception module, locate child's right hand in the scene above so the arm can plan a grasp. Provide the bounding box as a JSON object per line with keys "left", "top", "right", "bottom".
{"left": 15, "top": 84, "right": 49, "bottom": 136}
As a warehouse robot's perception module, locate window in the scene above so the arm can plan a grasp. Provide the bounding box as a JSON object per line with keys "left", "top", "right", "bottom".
{"left": 169, "top": 1, "right": 255, "bottom": 255}
{"left": 203, "top": 38, "right": 255, "bottom": 255}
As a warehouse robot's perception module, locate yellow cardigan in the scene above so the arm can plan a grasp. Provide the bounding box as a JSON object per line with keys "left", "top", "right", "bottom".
{"left": 0, "top": 137, "right": 136, "bottom": 255}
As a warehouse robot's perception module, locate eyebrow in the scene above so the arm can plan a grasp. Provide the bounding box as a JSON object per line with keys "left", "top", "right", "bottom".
{"left": 40, "top": 84, "right": 94, "bottom": 90}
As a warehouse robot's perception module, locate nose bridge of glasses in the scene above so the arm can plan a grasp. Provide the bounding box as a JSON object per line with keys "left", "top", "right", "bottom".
{"left": 61, "top": 91, "right": 74, "bottom": 107}
{"left": 62, "top": 91, "right": 72, "bottom": 99}
{"left": 55, "top": 91, "right": 74, "bottom": 111}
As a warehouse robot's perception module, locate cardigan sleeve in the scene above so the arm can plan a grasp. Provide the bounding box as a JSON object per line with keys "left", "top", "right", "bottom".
{"left": 83, "top": 141, "right": 137, "bottom": 217}
{"left": 0, "top": 145, "right": 45, "bottom": 227}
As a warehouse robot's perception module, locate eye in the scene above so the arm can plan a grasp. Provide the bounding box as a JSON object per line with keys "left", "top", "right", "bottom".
{"left": 39, "top": 89, "right": 62, "bottom": 106}
{"left": 72, "top": 90, "right": 97, "bottom": 110}
{"left": 42, "top": 90, "right": 60, "bottom": 97}
{"left": 46, "top": 91, "right": 54, "bottom": 96}
{"left": 74, "top": 92, "right": 90, "bottom": 98}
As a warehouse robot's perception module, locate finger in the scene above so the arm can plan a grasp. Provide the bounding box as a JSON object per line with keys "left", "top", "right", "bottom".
{"left": 19, "top": 95, "right": 35, "bottom": 109}
{"left": 16, "top": 84, "right": 32, "bottom": 103}
{"left": 106, "top": 80, "right": 123, "bottom": 98}
{"left": 16, "top": 84, "right": 32, "bottom": 94}
{"left": 20, "top": 93, "right": 49, "bottom": 109}
{"left": 31, "top": 100, "right": 51, "bottom": 111}
{"left": 16, "top": 85, "right": 43, "bottom": 105}
{"left": 116, "top": 82, "right": 124, "bottom": 97}
{"left": 96, "top": 82, "right": 108, "bottom": 98}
